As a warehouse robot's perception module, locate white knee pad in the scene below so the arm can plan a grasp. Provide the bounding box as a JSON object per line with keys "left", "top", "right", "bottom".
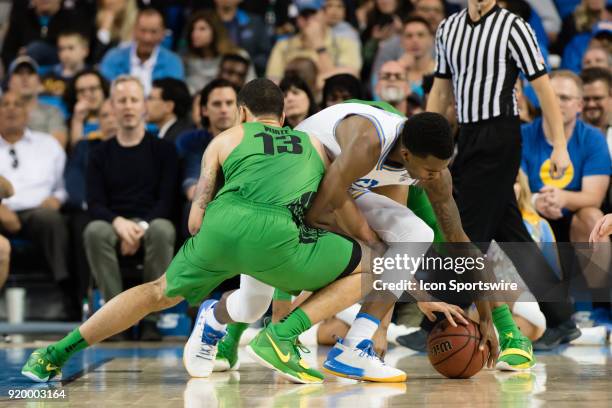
{"left": 512, "top": 293, "right": 547, "bottom": 332}
{"left": 226, "top": 275, "right": 275, "bottom": 323}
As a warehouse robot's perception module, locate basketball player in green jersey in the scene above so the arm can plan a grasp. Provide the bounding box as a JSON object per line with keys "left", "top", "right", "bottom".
{"left": 21, "top": 79, "right": 383, "bottom": 384}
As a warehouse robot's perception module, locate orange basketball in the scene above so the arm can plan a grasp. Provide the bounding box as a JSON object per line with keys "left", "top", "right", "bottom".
{"left": 427, "top": 319, "right": 489, "bottom": 379}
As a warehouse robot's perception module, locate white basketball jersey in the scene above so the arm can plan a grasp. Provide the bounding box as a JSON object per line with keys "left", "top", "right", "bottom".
{"left": 295, "top": 103, "right": 418, "bottom": 192}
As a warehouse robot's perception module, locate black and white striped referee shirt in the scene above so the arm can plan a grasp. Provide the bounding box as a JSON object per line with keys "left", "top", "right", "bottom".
{"left": 435, "top": 5, "right": 547, "bottom": 124}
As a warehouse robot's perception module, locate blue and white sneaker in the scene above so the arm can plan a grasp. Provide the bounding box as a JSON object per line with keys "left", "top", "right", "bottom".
{"left": 322, "top": 338, "right": 407, "bottom": 383}
{"left": 183, "top": 299, "right": 227, "bottom": 378}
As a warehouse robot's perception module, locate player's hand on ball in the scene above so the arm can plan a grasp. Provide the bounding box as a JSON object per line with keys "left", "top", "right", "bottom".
{"left": 478, "top": 315, "right": 499, "bottom": 368}
{"left": 417, "top": 301, "right": 469, "bottom": 327}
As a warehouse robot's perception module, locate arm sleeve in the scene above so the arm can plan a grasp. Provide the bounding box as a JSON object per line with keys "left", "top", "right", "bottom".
{"left": 508, "top": 18, "right": 548, "bottom": 81}
{"left": 86, "top": 145, "right": 118, "bottom": 222}
{"left": 144, "top": 142, "right": 179, "bottom": 221}
{"left": 434, "top": 19, "right": 451, "bottom": 79}
{"left": 583, "top": 128, "right": 612, "bottom": 177}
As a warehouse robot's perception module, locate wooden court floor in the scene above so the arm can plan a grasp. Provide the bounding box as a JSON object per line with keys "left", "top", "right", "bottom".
{"left": 1, "top": 342, "right": 611, "bottom": 407}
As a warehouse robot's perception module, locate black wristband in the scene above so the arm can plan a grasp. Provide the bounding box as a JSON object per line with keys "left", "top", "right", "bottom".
{"left": 316, "top": 47, "right": 327, "bottom": 54}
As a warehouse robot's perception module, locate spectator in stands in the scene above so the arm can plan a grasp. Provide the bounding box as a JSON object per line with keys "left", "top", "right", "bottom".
{"left": 1, "top": 0, "right": 92, "bottom": 69}
{"left": 0, "top": 91, "right": 72, "bottom": 302}
{"left": 323, "top": 0, "right": 361, "bottom": 46}
{"left": 100, "top": 8, "right": 184, "bottom": 95}
{"left": 41, "top": 31, "right": 90, "bottom": 102}
{"left": 581, "top": 67, "right": 611, "bottom": 140}
{"left": 182, "top": 11, "right": 237, "bottom": 95}
{"left": 413, "top": 0, "right": 446, "bottom": 31}
{"left": 146, "top": 78, "right": 194, "bottom": 143}
{"left": 176, "top": 79, "right": 239, "bottom": 203}
{"left": 84, "top": 76, "right": 178, "bottom": 341}
{"left": 218, "top": 53, "right": 251, "bottom": 88}
{"left": 7, "top": 56, "right": 68, "bottom": 147}
{"left": 280, "top": 75, "right": 318, "bottom": 128}
{"left": 375, "top": 60, "right": 410, "bottom": 114}
{"left": 94, "top": 0, "right": 138, "bottom": 63}
{"left": 521, "top": 71, "right": 611, "bottom": 244}
{"left": 321, "top": 73, "right": 364, "bottom": 107}
{"left": 581, "top": 44, "right": 612, "bottom": 70}
{"left": 65, "top": 69, "right": 110, "bottom": 146}
{"left": 284, "top": 57, "right": 320, "bottom": 99}
{"left": 0, "top": 176, "right": 13, "bottom": 290}
{"left": 266, "top": 0, "right": 362, "bottom": 84}
{"left": 360, "top": 0, "right": 407, "bottom": 81}
{"left": 373, "top": 16, "right": 435, "bottom": 98}
{"left": 64, "top": 99, "right": 118, "bottom": 304}
{"left": 556, "top": 0, "right": 611, "bottom": 73}
{"left": 211, "top": 0, "right": 271, "bottom": 76}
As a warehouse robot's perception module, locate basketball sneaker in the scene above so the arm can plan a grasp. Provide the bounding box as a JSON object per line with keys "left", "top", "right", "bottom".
{"left": 496, "top": 332, "right": 536, "bottom": 371}
{"left": 21, "top": 347, "right": 63, "bottom": 382}
{"left": 183, "top": 299, "right": 226, "bottom": 378}
{"left": 322, "top": 338, "right": 407, "bottom": 382}
{"left": 214, "top": 335, "right": 240, "bottom": 372}
{"left": 246, "top": 325, "right": 324, "bottom": 384}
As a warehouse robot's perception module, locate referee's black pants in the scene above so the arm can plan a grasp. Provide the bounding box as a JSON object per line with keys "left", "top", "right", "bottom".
{"left": 450, "top": 116, "right": 574, "bottom": 328}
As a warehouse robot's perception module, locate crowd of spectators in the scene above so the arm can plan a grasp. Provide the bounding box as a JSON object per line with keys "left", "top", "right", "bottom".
{"left": 0, "top": 0, "right": 610, "bottom": 338}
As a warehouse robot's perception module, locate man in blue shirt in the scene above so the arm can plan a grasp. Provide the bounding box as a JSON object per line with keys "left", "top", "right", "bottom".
{"left": 522, "top": 70, "right": 611, "bottom": 243}
{"left": 100, "top": 8, "right": 184, "bottom": 95}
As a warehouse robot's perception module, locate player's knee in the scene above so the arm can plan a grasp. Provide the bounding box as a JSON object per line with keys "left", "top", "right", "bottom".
{"left": 392, "top": 216, "right": 434, "bottom": 243}
{"left": 149, "top": 275, "right": 179, "bottom": 309}
{"left": 227, "top": 290, "right": 272, "bottom": 323}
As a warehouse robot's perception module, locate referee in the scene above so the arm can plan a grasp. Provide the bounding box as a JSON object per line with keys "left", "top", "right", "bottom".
{"left": 426, "top": 0, "right": 579, "bottom": 349}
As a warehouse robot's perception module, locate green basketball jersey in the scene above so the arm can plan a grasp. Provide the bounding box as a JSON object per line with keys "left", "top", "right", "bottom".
{"left": 215, "top": 122, "right": 324, "bottom": 214}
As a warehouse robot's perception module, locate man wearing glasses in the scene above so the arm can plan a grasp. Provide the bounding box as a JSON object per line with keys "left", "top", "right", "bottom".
{"left": 521, "top": 70, "right": 611, "bottom": 254}
{"left": 0, "top": 92, "right": 72, "bottom": 303}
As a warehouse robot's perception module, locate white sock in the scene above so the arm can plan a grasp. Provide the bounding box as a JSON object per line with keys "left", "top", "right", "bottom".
{"left": 205, "top": 303, "right": 227, "bottom": 333}
{"left": 345, "top": 313, "right": 380, "bottom": 347}
{"left": 335, "top": 304, "right": 361, "bottom": 326}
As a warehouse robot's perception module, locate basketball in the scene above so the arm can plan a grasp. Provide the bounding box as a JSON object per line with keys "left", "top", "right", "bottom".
{"left": 427, "top": 319, "right": 489, "bottom": 379}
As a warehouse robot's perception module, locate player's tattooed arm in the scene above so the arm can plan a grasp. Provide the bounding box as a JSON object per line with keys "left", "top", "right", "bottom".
{"left": 188, "top": 141, "right": 221, "bottom": 235}
{"left": 422, "top": 169, "right": 469, "bottom": 243}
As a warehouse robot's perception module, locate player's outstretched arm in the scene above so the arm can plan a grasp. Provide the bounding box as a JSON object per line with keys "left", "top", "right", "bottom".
{"left": 422, "top": 169, "right": 499, "bottom": 365}
{"left": 188, "top": 137, "right": 222, "bottom": 235}
{"left": 421, "top": 169, "right": 468, "bottom": 243}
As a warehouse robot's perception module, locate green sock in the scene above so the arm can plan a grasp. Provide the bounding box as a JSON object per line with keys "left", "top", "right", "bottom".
{"left": 51, "top": 328, "right": 89, "bottom": 365}
{"left": 492, "top": 304, "right": 521, "bottom": 337}
{"left": 272, "top": 307, "right": 311, "bottom": 339}
{"left": 226, "top": 322, "right": 249, "bottom": 345}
